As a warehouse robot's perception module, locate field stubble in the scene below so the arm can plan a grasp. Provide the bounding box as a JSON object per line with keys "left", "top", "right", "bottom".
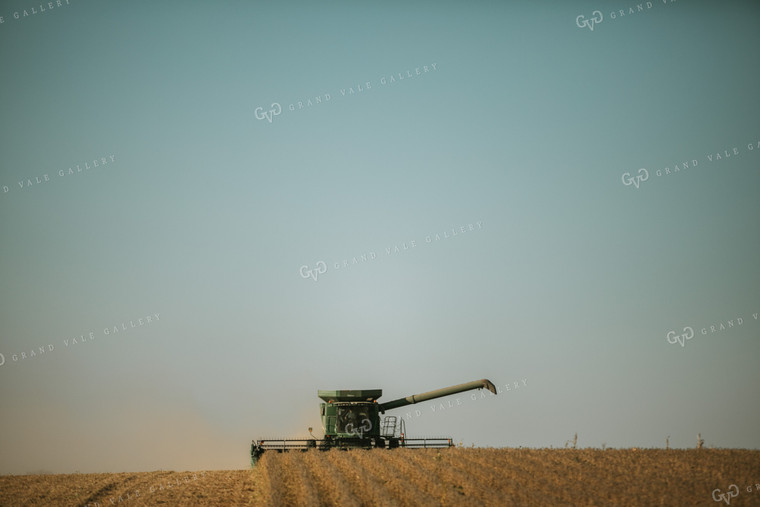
{"left": 1, "top": 448, "right": 759, "bottom": 506}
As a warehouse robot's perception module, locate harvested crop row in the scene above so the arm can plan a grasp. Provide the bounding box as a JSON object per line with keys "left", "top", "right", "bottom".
{"left": 350, "top": 449, "right": 437, "bottom": 507}
{"left": 301, "top": 449, "right": 361, "bottom": 506}
{"left": 376, "top": 449, "right": 449, "bottom": 502}
{"left": 254, "top": 453, "right": 285, "bottom": 506}
{"left": 381, "top": 449, "right": 476, "bottom": 505}
{"left": 281, "top": 451, "right": 321, "bottom": 507}
{"left": 450, "top": 448, "right": 560, "bottom": 504}
{"left": 435, "top": 449, "right": 526, "bottom": 504}
{"left": 403, "top": 449, "right": 499, "bottom": 505}
{"left": 325, "top": 449, "right": 398, "bottom": 506}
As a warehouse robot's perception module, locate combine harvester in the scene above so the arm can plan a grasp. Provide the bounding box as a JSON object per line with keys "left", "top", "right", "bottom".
{"left": 251, "top": 378, "right": 497, "bottom": 465}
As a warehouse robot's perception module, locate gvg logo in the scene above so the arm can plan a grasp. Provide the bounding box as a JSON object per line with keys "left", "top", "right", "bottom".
{"left": 345, "top": 419, "right": 372, "bottom": 438}
{"left": 621, "top": 168, "right": 649, "bottom": 189}
{"left": 576, "top": 10, "right": 603, "bottom": 31}
{"left": 300, "top": 261, "right": 327, "bottom": 281}
{"left": 712, "top": 485, "right": 739, "bottom": 505}
{"left": 666, "top": 326, "right": 694, "bottom": 347}
{"left": 254, "top": 102, "right": 281, "bottom": 123}
{"left": 664, "top": 312, "right": 752, "bottom": 348}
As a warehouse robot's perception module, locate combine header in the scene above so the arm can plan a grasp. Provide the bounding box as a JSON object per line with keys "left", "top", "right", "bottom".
{"left": 250, "top": 378, "right": 497, "bottom": 465}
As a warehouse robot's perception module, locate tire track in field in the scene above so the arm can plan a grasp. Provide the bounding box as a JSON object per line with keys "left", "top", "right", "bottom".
{"left": 86, "top": 472, "right": 155, "bottom": 505}
{"left": 155, "top": 471, "right": 247, "bottom": 505}
{"left": 80, "top": 471, "right": 170, "bottom": 506}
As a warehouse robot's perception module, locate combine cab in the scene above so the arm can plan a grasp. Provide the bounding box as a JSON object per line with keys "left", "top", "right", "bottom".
{"left": 251, "top": 378, "right": 497, "bottom": 465}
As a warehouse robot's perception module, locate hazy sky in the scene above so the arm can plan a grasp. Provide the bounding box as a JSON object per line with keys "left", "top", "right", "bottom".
{"left": 1, "top": 0, "right": 758, "bottom": 474}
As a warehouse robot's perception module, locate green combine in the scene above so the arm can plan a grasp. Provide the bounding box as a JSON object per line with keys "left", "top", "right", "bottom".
{"left": 251, "top": 378, "right": 497, "bottom": 465}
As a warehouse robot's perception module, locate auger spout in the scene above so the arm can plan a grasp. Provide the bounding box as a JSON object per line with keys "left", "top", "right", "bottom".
{"left": 378, "top": 379, "right": 497, "bottom": 413}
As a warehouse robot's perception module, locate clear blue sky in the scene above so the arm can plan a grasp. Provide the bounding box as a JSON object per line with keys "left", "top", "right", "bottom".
{"left": 1, "top": 0, "right": 758, "bottom": 474}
